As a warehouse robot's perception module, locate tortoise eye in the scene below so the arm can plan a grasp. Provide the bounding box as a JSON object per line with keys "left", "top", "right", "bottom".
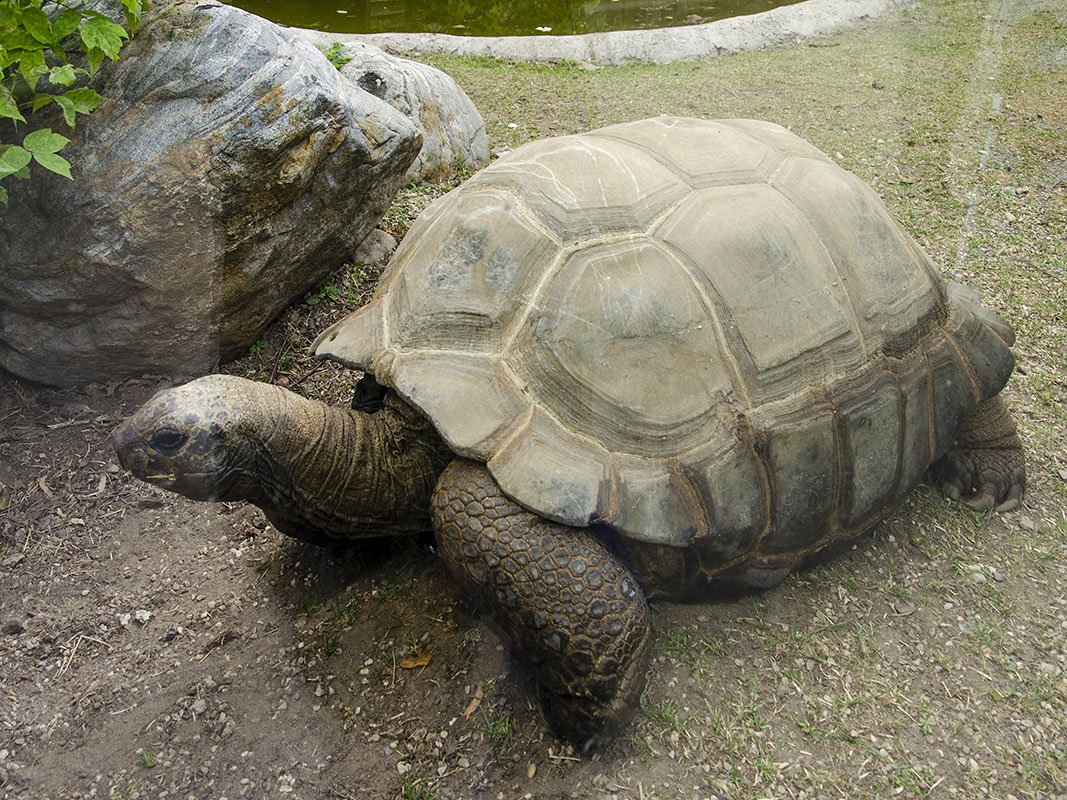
{"left": 151, "top": 428, "right": 187, "bottom": 453}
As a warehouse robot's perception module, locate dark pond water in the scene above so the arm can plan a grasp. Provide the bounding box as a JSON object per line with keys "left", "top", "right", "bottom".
{"left": 227, "top": 0, "right": 806, "bottom": 36}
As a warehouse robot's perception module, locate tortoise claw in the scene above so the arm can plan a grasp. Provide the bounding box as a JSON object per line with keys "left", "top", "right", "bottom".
{"left": 963, "top": 484, "right": 997, "bottom": 512}
{"left": 941, "top": 480, "right": 962, "bottom": 501}
{"left": 995, "top": 483, "right": 1024, "bottom": 513}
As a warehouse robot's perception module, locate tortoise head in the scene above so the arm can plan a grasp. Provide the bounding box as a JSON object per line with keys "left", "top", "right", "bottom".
{"left": 112, "top": 375, "right": 257, "bottom": 502}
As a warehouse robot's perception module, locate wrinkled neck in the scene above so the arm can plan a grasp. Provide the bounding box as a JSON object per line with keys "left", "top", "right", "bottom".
{"left": 229, "top": 386, "right": 450, "bottom": 542}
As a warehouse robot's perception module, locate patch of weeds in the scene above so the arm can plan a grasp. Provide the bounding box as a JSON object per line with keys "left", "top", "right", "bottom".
{"left": 478, "top": 709, "right": 515, "bottom": 757}
{"left": 372, "top": 579, "right": 408, "bottom": 602}
{"left": 323, "top": 42, "right": 352, "bottom": 70}
{"left": 799, "top": 713, "right": 836, "bottom": 743}
{"left": 305, "top": 283, "right": 339, "bottom": 307}
{"left": 319, "top": 635, "right": 341, "bottom": 659}
{"left": 252, "top": 556, "right": 274, "bottom": 575}
{"left": 297, "top": 595, "right": 319, "bottom": 617}
{"left": 397, "top": 774, "right": 438, "bottom": 800}
{"left": 661, "top": 628, "right": 698, "bottom": 660}
{"left": 659, "top": 627, "right": 728, "bottom": 679}
{"left": 640, "top": 697, "right": 684, "bottom": 734}
{"left": 960, "top": 614, "right": 1008, "bottom": 653}
{"left": 918, "top": 711, "right": 937, "bottom": 736}
{"left": 1018, "top": 748, "right": 1066, "bottom": 795}
{"left": 136, "top": 742, "right": 157, "bottom": 768}
{"left": 887, "top": 763, "right": 941, "bottom": 798}
{"left": 248, "top": 338, "right": 268, "bottom": 357}
{"left": 380, "top": 182, "right": 456, "bottom": 239}
{"left": 327, "top": 594, "right": 362, "bottom": 627}
{"left": 342, "top": 263, "right": 371, "bottom": 304}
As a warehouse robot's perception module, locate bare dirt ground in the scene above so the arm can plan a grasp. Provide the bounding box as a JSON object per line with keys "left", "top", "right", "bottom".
{"left": 1, "top": 0, "right": 1064, "bottom": 798}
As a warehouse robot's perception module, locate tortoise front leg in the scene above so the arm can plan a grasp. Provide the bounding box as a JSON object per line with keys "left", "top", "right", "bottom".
{"left": 431, "top": 459, "right": 652, "bottom": 750}
{"left": 932, "top": 395, "right": 1026, "bottom": 511}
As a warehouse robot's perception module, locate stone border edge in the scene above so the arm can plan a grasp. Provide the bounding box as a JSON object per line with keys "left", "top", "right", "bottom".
{"left": 290, "top": 0, "right": 915, "bottom": 66}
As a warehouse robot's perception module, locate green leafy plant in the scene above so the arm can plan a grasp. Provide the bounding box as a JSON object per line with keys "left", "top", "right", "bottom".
{"left": 305, "top": 282, "right": 339, "bottom": 306}
{"left": 0, "top": 0, "right": 148, "bottom": 204}
{"left": 137, "top": 742, "right": 157, "bottom": 768}
{"left": 322, "top": 41, "right": 351, "bottom": 70}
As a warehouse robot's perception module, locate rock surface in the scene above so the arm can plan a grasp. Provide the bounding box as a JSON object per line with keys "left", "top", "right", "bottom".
{"left": 294, "top": 0, "right": 913, "bottom": 65}
{"left": 298, "top": 38, "right": 488, "bottom": 183}
{"left": 0, "top": 1, "right": 420, "bottom": 387}
{"left": 352, "top": 229, "right": 398, "bottom": 266}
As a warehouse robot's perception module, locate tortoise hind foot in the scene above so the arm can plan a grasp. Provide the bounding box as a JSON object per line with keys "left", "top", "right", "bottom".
{"left": 932, "top": 395, "right": 1025, "bottom": 512}
{"left": 536, "top": 623, "right": 651, "bottom": 752}
{"left": 431, "top": 459, "right": 653, "bottom": 751}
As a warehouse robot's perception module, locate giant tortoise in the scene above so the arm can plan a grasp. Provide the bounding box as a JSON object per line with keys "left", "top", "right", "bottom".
{"left": 113, "top": 117, "right": 1025, "bottom": 748}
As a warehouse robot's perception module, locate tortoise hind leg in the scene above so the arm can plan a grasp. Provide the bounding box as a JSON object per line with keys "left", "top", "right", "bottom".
{"left": 431, "top": 459, "right": 652, "bottom": 751}
{"left": 931, "top": 395, "right": 1025, "bottom": 512}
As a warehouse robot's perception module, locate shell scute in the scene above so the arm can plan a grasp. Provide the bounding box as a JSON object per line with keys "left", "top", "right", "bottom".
{"left": 589, "top": 116, "right": 782, "bottom": 188}
{"left": 769, "top": 155, "right": 945, "bottom": 355}
{"left": 607, "top": 459, "right": 706, "bottom": 545}
{"left": 514, "top": 237, "right": 735, "bottom": 456}
{"left": 386, "top": 351, "right": 526, "bottom": 457}
{"left": 749, "top": 394, "right": 838, "bottom": 555}
{"left": 384, "top": 188, "right": 559, "bottom": 354}
{"left": 829, "top": 364, "right": 902, "bottom": 528}
{"left": 685, "top": 431, "right": 768, "bottom": 569}
{"left": 654, "top": 183, "right": 863, "bottom": 402}
{"left": 488, "top": 407, "right": 608, "bottom": 527}
{"left": 465, "top": 136, "right": 688, "bottom": 242}
{"left": 891, "top": 350, "right": 937, "bottom": 506}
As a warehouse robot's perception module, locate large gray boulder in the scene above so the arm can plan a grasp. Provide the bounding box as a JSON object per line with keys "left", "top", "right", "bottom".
{"left": 0, "top": 1, "right": 420, "bottom": 387}
{"left": 297, "top": 35, "right": 489, "bottom": 184}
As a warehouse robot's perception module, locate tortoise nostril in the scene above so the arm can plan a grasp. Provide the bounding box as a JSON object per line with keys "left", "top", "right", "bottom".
{"left": 111, "top": 423, "right": 138, "bottom": 466}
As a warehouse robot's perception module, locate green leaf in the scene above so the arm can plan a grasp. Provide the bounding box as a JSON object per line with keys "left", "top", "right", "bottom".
{"left": 49, "top": 64, "right": 77, "bottom": 86}
{"left": 0, "top": 89, "right": 26, "bottom": 123}
{"left": 79, "top": 14, "right": 127, "bottom": 61}
{"left": 49, "top": 41, "right": 69, "bottom": 63}
{"left": 23, "top": 128, "right": 71, "bottom": 156}
{"left": 32, "top": 92, "right": 53, "bottom": 112}
{"left": 86, "top": 46, "right": 104, "bottom": 75}
{"left": 22, "top": 130, "right": 73, "bottom": 179}
{"left": 53, "top": 9, "right": 84, "bottom": 41}
{"left": 19, "top": 5, "right": 54, "bottom": 45}
{"left": 18, "top": 48, "right": 47, "bottom": 83}
{"left": 31, "top": 150, "right": 72, "bottom": 179}
{"left": 3, "top": 29, "right": 44, "bottom": 51}
{"left": 0, "top": 145, "right": 33, "bottom": 180}
{"left": 121, "top": 0, "right": 146, "bottom": 31}
{"left": 54, "top": 87, "right": 102, "bottom": 127}
{"left": 0, "top": 185, "right": 8, "bottom": 206}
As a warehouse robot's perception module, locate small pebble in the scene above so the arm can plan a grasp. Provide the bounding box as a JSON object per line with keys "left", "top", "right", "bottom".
{"left": 2, "top": 619, "right": 24, "bottom": 636}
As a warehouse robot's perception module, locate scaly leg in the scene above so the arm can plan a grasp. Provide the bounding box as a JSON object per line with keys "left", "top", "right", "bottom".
{"left": 931, "top": 395, "right": 1026, "bottom": 512}
{"left": 431, "top": 459, "right": 652, "bottom": 751}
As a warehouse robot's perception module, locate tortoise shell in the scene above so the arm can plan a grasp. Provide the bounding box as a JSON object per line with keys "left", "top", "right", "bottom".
{"left": 314, "top": 117, "right": 1014, "bottom": 578}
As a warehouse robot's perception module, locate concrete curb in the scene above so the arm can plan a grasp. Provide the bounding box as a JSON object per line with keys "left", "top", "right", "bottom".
{"left": 292, "top": 0, "right": 915, "bottom": 66}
